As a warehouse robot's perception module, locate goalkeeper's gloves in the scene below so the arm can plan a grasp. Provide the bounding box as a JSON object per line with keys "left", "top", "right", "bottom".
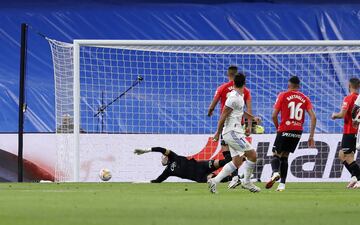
{"left": 134, "top": 148, "right": 152, "bottom": 155}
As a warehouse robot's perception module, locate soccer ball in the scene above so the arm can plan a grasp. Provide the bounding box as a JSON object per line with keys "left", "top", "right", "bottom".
{"left": 99, "top": 168, "right": 112, "bottom": 181}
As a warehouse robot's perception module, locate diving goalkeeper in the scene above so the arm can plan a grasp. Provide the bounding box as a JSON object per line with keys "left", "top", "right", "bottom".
{"left": 134, "top": 147, "right": 232, "bottom": 183}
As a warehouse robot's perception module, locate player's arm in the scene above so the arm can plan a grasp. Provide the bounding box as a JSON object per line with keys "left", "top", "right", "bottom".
{"left": 331, "top": 109, "right": 347, "bottom": 119}
{"left": 134, "top": 147, "right": 177, "bottom": 159}
{"left": 332, "top": 96, "right": 349, "bottom": 120}
{"left": 272, "top": 93, "right": 283, "bottom": 130}
{"left": 207, "top": 89, "right": 221, "bottom": 117}
{"left": 151, "top": 169, "right": 170, "bottom": 183}
{"left": 272, "top": 109, "right": 280, "bottom": 130}
{"left": 244, "top": 111, "right": 261, "bottom": 124}
{"left": 208, "top": 97, "right": 220, "bottom": 117}
{"left": 245, "top": 91, "right": 253, "bottom": 135}
{"left": 213, "top": 106, "right": 233, "bottom": 141}
{"left": 307, "top": 108, "right": 317, "bottom": 148}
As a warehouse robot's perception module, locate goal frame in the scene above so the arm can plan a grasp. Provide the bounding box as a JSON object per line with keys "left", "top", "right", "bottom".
{"left": 72, "top": 39, "right": 360, "bottom": 182}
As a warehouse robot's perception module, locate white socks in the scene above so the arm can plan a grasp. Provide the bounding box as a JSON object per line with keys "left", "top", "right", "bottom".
{"left": 243, "top": 160, "right": 255, "bottom": 184}
{"left": 213, "top": 161, "right": 237, "bottom": 183}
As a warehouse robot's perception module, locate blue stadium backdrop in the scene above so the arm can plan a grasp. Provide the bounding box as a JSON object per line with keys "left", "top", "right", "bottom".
{"left": 1, "top": 0, "right": 360, "bottom": 133}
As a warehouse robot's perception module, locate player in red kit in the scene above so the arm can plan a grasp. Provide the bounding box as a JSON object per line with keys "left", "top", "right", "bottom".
{"left": 266, "top": 76, "right": 317, "bottom": 191}
{"left": 332, "top": 78, "right": 360, "bottom": 189}
{"left": 208, "top": 65, "right": 252, "bottom": 144}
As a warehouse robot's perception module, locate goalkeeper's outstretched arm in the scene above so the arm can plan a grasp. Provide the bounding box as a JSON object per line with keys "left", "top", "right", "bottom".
{"left": 134, "top": 147, "right": 177, "bottom": 158}
{"left": 151, "top": 169, "right": 170, "bottom": 183}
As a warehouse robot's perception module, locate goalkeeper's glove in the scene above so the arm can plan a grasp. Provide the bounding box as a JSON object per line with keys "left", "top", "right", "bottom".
{"left": 134, "top": 148, "right": 152, "bottom": 155}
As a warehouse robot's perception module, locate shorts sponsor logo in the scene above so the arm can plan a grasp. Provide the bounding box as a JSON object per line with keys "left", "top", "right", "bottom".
{"left": 282, "top": 132, "right": 302, "bottom": 139}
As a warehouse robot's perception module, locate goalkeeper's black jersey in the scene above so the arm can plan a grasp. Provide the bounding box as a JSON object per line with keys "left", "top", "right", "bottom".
{"left": 151, "top": 152, "right": 212, "bottom": 183}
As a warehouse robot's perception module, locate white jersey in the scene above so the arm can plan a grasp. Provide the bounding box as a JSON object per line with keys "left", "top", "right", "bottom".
{"left": 355, "top": 95, "right": 360, "bottom": 107}
{"left": 355, "top": 95, "right": 360, "bottom": 123}
{"left": 356, "top": 95, "right": 360, "bottom": 150}
{"left": 222, "top": 90, "right": 245, "bottom": 135}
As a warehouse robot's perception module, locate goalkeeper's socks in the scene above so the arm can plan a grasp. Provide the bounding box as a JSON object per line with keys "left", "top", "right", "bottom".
{"left": 280, "top": 157, "right": 289, "bottom": 184}
{"left": 348, "top": 161, "right": 360, "bottom": 180}
{"left": 213, "top": 161, "right": 237, "bottom": 183}
{"left": 271, "top": 155, "right": 281, "bottom": 173}
{"left": 243, "top": 160, "right": 255, "bottom": 184}
{"left": 343, "top": 161, "right": 355, "bottom": 177}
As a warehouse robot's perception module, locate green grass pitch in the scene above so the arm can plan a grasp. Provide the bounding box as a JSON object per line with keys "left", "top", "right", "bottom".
{"left": 0, "top": 182, "right": 359, "bottom": 225}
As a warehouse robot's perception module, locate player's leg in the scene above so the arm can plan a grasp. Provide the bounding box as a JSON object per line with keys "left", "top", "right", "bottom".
{"left": 266, "top": 132, "right": 282, "bottom": 189}
{"left": 276, "top": 131, "right": 301, "bottom": 191}
{"left": 343, "top": 134, "right": 360, "bottom": 188}
{"left": 225, "top": 131, "right": 260, "bottom": 192}
{"left": 339, "top": 150, "right": 357, "bottom": 188}
{"left": 343, "top": 152, "right": 359, "bottom": 188}
{"left": 228, "top": 156, "right": 246, "bottom": 189}
{"left": 243, "top": 149, "right": 256, "bottom": 183}
{"left": 212, "top": 150, "right": 232, "bottom": 169}
{"left": 241, "top": 149, "right": 260, "bottom": 192}
{"left": 340, "top": 134, "right": 359, "bottom": 188}
{"left": 277, "top": 151, "right": 290, "bottom": 191}
{"left": 207, "top": 154, "right": 240, "bottom": 193}
{"left": 208, "top": 133, "right": 246, "bottom": 193}
{"left": 207, "top": 141, "right": 240, "bottom": 193}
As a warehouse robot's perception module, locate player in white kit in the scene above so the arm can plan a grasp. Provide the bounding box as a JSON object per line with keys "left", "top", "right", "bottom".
{"left": 353, "top": 94, "right": 360, "bottom": 151}
{"left": 208, "top": 73, "right": 261, "bottom": 193}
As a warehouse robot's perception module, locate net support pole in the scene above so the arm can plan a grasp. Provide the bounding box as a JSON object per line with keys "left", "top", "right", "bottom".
{"left": 18, "top": 23, "right": 28, "bottom": 182}
{"left": 73, "top": 41, "right": 80, "bottom": 182}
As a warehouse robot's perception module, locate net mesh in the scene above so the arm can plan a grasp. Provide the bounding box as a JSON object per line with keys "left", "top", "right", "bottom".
{"left": 48, "top": 39, "right": 360, "bottom": 182}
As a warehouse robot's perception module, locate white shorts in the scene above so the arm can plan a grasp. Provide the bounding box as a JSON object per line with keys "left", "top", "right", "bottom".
{"left": 223, "top": 131, "right": 254, "bottom": 157}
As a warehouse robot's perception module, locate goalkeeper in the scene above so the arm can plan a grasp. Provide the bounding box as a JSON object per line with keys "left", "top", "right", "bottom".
{"left": 134, "top": 147, "right": 232, "bottom": 183}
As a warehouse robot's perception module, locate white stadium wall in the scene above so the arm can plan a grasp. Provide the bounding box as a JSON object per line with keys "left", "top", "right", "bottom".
{"left": 0, "top": 134, "right": 357, "bottom": 182}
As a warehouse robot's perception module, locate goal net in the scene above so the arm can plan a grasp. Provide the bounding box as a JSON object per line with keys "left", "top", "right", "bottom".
{"left": 48, "top": 39, "right": 360, "bottom": 182}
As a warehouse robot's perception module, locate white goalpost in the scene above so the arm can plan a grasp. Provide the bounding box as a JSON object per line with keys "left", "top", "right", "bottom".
{"left": 48, "top": 39, "right": 360, "bottom": 182}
